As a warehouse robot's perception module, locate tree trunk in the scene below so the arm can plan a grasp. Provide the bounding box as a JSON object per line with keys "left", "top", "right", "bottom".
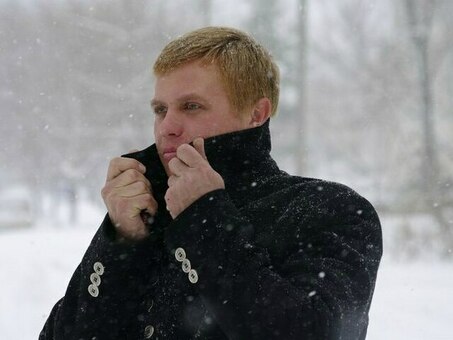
{"left": 296, "top": 0, "right": 309, "bottom": 175}
{"left": 404, "top": 0, "right": 453, "bottom": 252}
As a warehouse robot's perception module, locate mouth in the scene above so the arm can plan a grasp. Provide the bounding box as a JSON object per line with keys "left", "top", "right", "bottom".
{"left": 162, "top": 148, "right": 177, "bottom": 162}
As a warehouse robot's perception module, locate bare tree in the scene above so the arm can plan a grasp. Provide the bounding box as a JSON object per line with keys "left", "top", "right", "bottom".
{"left": 296, "top": 0, "right": 309, "bottom": 174}
{"left": 403, "top": 0, "right": 453, "bottom": 251}
{"left": 404, "top": 0, "right": 438, "bottom": 192}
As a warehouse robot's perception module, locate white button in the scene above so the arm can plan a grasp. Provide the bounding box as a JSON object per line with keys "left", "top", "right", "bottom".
{"left": 181, "top": 259, "right": 191, "bottom": 273}
{"left": 93, "top": 262, "right": 105, "bottom": 275}
{"left": 88, "top": 284, "right": 99, "bottom": 297}
{"left": 90, "top": 273, "right": 101, "bottom": 286}
{"left": 175, "top": 248, "right": 186, "bottom": 262}
{"left": 188, "top": 269, "right": 198, "bottom": 284}
{"left": 144, "top": 325, "right": 154, "bottom": 338}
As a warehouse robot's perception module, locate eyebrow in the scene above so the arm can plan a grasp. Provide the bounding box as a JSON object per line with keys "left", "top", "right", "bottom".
{"left": 150, "top": 99, "right": 163, "bottom": 107}
{"left": 151, "top": 93, "right": 208, "bottom": 107}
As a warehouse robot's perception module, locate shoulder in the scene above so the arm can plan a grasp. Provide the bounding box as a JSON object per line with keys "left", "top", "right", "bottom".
{"left": 271, "top": 173, "right": 372, "bottom": 208}
{"left": 271, "top": 173, "right": 381, "bottom": 231}
{"left": 255, "top": 173, "right": 382, "bottom": 263}
{"left": 284, "top": 175, "right": 382, "bottom": 251}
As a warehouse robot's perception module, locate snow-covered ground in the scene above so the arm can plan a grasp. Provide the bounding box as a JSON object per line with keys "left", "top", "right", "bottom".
{"left": 1, "top": 211, "right": 452, "bottom": 339}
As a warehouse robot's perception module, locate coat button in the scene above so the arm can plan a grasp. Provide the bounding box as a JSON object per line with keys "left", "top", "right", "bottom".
{"left": 188, "top": 269, "right": 198, "bottom": 284}
{"left": 175, "top": 248, "right": 186, "bottom": 262}
{"left": 88, "top": 283, "right": 99, "bottom": 297}
{"left": 90, "top": 273, "right": 101, "bottom": 286}
{"left": 93, "top": 262, "right": 105, "bottom": 275}
{"left": 181, "top": 259, "right": 191, "bottom": 273}
{"left": 144, "top": 325, "right": 154, "bottom": 338}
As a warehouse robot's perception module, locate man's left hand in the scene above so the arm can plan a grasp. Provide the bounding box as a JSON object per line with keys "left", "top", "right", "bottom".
{"left": 165, "top": 138, "right": 225, "bottom": 219}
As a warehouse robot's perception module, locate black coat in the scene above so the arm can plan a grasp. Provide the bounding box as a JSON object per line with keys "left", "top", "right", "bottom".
{"left": 40, "top": 121, "right": 382, "bottom": 340}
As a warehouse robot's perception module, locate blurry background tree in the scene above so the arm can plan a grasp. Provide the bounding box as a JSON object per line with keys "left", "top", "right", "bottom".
{"left": 401, "top": 0, "right": 453, "bottom": 252}
{"left": 0, "top": 0, "right": 452, "bottom": 257}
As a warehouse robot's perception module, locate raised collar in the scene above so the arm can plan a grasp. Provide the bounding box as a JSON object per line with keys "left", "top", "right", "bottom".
{"left": 202, "top": 120, "right": 280, "bottom": 201}
{"left": 124, "top": 119, "right": 280, "bottom": 206}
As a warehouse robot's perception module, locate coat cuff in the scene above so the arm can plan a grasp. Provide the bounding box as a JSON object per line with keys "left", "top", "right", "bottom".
{"left": 81, "top": 214, "right": 163, "bottom": 300}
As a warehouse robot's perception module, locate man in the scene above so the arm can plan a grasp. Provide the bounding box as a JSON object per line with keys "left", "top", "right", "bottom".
{"left": 40, "top": 26, "right": 382, "bottom": 339}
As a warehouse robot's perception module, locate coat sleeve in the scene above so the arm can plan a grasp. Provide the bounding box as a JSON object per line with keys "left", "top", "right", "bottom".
{"left": 39, "top": 214, "right": 163, "bottom": 340}
{"left": 164, "top": 185, "right": 383, "bottom": 340}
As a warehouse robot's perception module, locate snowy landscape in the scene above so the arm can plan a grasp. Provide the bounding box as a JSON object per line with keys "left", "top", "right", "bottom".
{"left": 1, "top": 0, "right": 453, "bottom": 339}
{"left": 0, "top": 204, "right": 452, "bottom": 340}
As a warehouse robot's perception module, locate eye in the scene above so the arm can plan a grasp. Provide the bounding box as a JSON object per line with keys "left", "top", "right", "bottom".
{"left": 153, "top": 105, "right": 167, "bottom": 115}
{"left": 184, "top": 102, "right": 201, "bottom": 111}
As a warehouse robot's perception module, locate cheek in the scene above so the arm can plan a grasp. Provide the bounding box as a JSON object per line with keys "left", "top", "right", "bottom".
{"left": 153, "top": 122, "right": 162, "bottom": 149}
{"left": 196, "top": 123, "right": 222, "bottom": 139}
{"left": 212, "top": 117, "right": 246, "bottom": 135}
{"left": 153, "top": 117, "right": 159, "bottom": 134}
{"left": 153, "top": 118, "right": 162, "bottom": 138}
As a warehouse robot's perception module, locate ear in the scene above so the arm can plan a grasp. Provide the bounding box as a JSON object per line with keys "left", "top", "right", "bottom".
{"left": 249, "top": 97, "right": 272, "bottom": 127}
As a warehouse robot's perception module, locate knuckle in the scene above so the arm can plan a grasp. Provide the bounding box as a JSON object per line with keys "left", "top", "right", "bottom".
{"left": 131, "top": 161, "right": 142, "bottom": 172}
{"left": 200, "top": 163, "right": 211, "bottom": 172}
{"left": 137, "top": 181, "right": 148, "bottom": 192}
{"left": 143, "top": 193, "right": 153, "bottom": 202}
{"left": 100, "top": 186, "right": 109, "bottom": 198}
{"left": 109, "top": 156, "right": 119, "bottom": 164}
{"left": 144, "top": 193, "right": 156, "bottom": 205}
{"left": 176, "top": 144, "right": 189, "bottom": 155}
{"left": 176, "top": 144, "right": 186, "bottom": 152}
{"left": 168, "top": 158, "right": 178, "bottom": 168}
{"left": 110, "top": 156, "right": 123, "bottom": 166}
{"left": 103, "top": 188, "right": 117, "bottom": 203}
{"left": 125, "top": 169, "right": 139, "bottom": 181}
{"left": 143, "top": 194, "right": 156, "bottom": 211}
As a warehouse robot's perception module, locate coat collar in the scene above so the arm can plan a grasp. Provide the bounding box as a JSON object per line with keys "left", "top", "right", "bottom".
{"left": 124, "top": 119, "right": 280, "bottom": 207}
{"left": 202, "top": 119, "right": 280, "bottom": 203}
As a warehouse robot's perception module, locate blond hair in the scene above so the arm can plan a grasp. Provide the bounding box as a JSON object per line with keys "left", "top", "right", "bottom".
{"left": 153, "top": 26, "right": 280, "bottom": 116}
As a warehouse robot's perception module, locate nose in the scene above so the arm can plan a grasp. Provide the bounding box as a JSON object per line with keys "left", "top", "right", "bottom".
{"left": 157, "top": 109, "right": 183, "bottom": 138}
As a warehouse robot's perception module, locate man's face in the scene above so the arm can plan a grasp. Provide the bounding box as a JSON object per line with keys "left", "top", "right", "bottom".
{"left": 152, "top": 60, "right": 252, "bottom": 174}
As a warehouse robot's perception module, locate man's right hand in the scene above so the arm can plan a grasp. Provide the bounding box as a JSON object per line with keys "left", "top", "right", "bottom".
{"left": 101, "top": 157, "right": 157, "bottom": 241}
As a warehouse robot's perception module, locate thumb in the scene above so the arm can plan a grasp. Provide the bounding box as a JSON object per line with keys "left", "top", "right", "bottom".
{"left": 193, "top": 137, "right": 207, "bottom": 160}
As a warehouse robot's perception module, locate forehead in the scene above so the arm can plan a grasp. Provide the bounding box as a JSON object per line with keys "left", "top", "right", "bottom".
{"left": 152, "top": 60, "right": 234, "bottom": 109}
{"left": 154, "top": 61, "right": 221, "bottom": 92}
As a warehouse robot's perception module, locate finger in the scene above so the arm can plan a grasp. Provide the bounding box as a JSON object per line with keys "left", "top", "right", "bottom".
{"left": 164, "top": 190, "right": 174, "bottom": 216}
{"left": 107, "top": 157, "right": 146, "bottom": 181}
{"left": 110, "top": 168, "right": 151, "bottom": 189}
{"left": 167, "top": 175, "right": 178, "bottom": 187}
{"left": 168, "top": 157, "right": 190, "bottom": 177}
{"left": 193, "top": 137, "right": 207, "bottom": 160}
{"left": 112, "top": 181, "right": 151, "bottom": 198}
{"left": 128, "top": 148, "right": 140, "bottom": 153}
{"left": 176, "top": 143, "right": 205, "bottom": 168}
{"left": 143, "top": 194, "right": 158, "bottom": 216}
{"left": 130, "top": 193, "right": 158, "bottom": 217}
